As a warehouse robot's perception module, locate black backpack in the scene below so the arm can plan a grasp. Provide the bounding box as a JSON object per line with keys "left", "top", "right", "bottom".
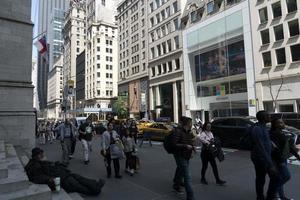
{"left": 163, "top": 129, "right": 176, "bottom": 154}
{"left": 239, "top": 124, "right": 255, "bottom": 151}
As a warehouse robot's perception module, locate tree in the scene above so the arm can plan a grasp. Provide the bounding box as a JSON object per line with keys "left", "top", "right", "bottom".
{"left": 267, "top": 73, "right": 284, "bottom": 113}
{"left": 113, "top": 97, "right": 128, "bottom": 119}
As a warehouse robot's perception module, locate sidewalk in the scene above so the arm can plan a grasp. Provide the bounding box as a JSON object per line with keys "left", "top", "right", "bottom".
{"left": 39, "top": 135, "right": 300, "bottom": 200}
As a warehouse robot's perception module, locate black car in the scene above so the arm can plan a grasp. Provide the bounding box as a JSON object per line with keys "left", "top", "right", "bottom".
{"left": 211, "top": 117, "right": 300, "bottom": 149}
{"left": 270, "top": 112, "right": 300, "bottom": 130}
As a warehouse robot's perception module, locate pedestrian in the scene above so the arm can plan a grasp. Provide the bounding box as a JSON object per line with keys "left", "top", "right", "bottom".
{"left": 25, "top": 147, "right": 105, "bottom": 195}
{"left": 78, "top": 119, "right": 95, "bottom": 165}
{"left": 39, "top": 123, "right": 46, "bottom": 144}
{"left": 118, "top": 121, "right": 128, "bottom": 139}
{"left": 270, "top": 118, "right": 300, "bottom": 200}
{"left": 199, "top": 122, "right": 226, "bottom": 185}
{"left": 122, "top": 129, "right": 138, "bottom": 176}
{"left": 46, "top": 121, "right": 54, "bottom": 144}
{"left": 55, "top": 119, "right": 76, "bottom": 166}
{"left": 101, "top": 122, "right": 123, "bottom": 179}
{"left": 70, "top": 120, "right": 78, "bottom": 158}
{"left": 129, "top": 121, "right": 139, "bottom": 144}
{"left": 251, "top": 110, "right": 279, "bottom": 200}
{"left": 171, "top": 116, "right": 195, "bottom": 200}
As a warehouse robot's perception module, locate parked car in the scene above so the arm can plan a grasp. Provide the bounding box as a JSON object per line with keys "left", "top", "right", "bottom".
{"left": 142, "top": 122, "right": 172, "bottom": 141}
{"left": 270, "top": 112, "right": 300, "bottom": 130}
{"left": 137, "top": 120, "right": 154, "bottom": 136}
{"left": 211, "top": 117, "right": 300, "bottom": 149}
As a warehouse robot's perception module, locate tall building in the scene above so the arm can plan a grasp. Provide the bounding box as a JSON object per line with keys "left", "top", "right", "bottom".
{"left": 182, "top": 0, "right": 256, "bottom": 121}
{"left": 76, "top": 50, "right": 86, "bottom": 114}
{"left": 84, "top": 0, "right": 119, "bottom": 119}
{"left": 147, "top": 0, "right": 187, "bottom": 122}
{"left": 47, "top": 56, "right": 63, "bottom": 119}
{"left": 63, "top": 1, "right": 86, "bottom": 114}
{"left": 117, "top": 0, "right": 149, "bottom": 119}
{"left": 249, "top": 0, "right": 300, "bottom": 113}
{"left": 37, "top": 0, "right": 69, "bottom": 111}
{"left": 0, "top": 0, "right": 35, "bottom": 148}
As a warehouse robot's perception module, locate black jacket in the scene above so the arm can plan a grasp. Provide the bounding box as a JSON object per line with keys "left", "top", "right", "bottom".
{"left": 270, "top": 129, "right": 300, "bottom": 164}
{"left": 25, "top": 159, "right": 71, "bottom": 188}
{"left": 171, "top": 127, "right": 194, "bottom": 159}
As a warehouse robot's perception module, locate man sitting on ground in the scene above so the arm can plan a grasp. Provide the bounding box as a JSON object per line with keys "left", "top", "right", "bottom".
{"left": 25, "top": 147, "right": 105, "bottom": 196}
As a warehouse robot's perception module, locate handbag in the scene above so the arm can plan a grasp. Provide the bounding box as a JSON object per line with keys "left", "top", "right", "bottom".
{"left": 207, "top": 142, "right": 218, "bottom": 158}
{"left": 110, "top": 143, "right": 125, "bottom": 159}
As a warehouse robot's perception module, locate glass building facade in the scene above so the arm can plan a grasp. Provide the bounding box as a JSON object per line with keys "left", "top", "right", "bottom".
{"left": 183, "top": 4, "right": 256, "bottom": 120}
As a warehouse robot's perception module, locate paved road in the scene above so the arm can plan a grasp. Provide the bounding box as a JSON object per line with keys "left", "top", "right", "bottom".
{"left": 38, "top": 136, "right": 300, "bottom": 200}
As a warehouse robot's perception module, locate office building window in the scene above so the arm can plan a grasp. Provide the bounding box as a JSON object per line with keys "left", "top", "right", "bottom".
{"left": 259, "top": 7, "right": 268, "bottom": 23}
{"left": 77, "top": 48, "right": 80, "bottom": 53}
{"left": 275, "top": 48, "right": 286, "bottom": 64}
{"left": 260, "top": 29, "right": 270, "bottom": 45}
{"left": 101, "top": 0, "right": 105, "bottom": 6}
{"left": 150, "top": 2, "right": 154, "bottom": 12}
{"left": 288, "top": 19, "right": 299, "bottom": 37}
{"left": 97, "top": 38, "right": 100, "bottom": 43}
{"left": 97, "top": 64, "right": 100, "bottom": 69}
{"left": 174, "top": 36, "right": 179, "bottom": 49}
{"left": 97, "top": 55, "right": 100, "bottom": 60}
{"left": 166, "top": 6, "right": 170, "bottom": 17}
{"left": 175, "top": 58, "right": 180, "bottom": 70}
{"left": 168, "top": 61, "right": 172, "bottom": 72}
{"left": 286, "top": 0, "right": 297, "bottom": 13}
{"left": 156, "top": 0, "right": 160, "bottom": 8}
{"left": 167, "top": 39, "right": 172, "bottom": 52}
{"left": 97, "top": 72, "right": 100, "bottom": 77}
{"left": 207, "top": 1, "right": 214, "bottom": 14}
{"left": 173, "top": 1, "right": 178, "bottom": 13}
{"left": 262, "top": 51, "right": 272, "bottom": 67}
{"left": 290, "top": 44, "right": 300, "bottom": 61}
{"left": 274, "top": 24, "right": 284, "bottom": 41}
{"left": 97, "top": 90, "right": 100, "bottom": 95}
{"left": 173, "top": 18, "right": 179, "bottom": 30}
{"left": 151, "top": 67, "right": 155, "bottom": 77}
{"left": 272, "top": 2, "right": 282, "bottom": 18}
{"left": 156, "top": 13, "right": 160, "bottom": 23}
{"left": 97, "top": 47, "right": 100, "bottom": 51}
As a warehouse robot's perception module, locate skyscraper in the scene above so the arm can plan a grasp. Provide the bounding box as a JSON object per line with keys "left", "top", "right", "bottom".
{"left": 36, "top": 0, "right": 69, "bottom": 111}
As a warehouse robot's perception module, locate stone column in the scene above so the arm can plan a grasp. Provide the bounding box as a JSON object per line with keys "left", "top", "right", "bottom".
{"left": 173, "top": 82, "right": 179, "bottom": 123}
{"left": 0, "top": 0, "right": 35, "bottom": 149}
{"left": 149, "top": 87, "right": 154, "bottom": 111}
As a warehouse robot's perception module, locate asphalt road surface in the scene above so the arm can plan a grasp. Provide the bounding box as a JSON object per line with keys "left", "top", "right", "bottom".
{"left": 38, "top": 136, "right": 300, "bottom": 200}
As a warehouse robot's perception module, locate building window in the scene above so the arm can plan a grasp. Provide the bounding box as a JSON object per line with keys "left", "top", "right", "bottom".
{"left": 168, "top": 61, "right": 172, "bottom": 72}
{"left": 174, "top": 36, "right": 179, "bottom": 49}
{"left": 97, "top": 64, "right": 100, "bottom": 69}
{"left": 260, "top": 29, "right": 270, "bottom": 45}
{"left": 262, "top": 51, "right": 272, "bottom": 68}
{"left": 272, "top": 2, "right": 282, "bottom": 19}
{"left": 101, "top": 0, "right": 105, "bottom": 6}
{"left": 97, "top": 38, "right": 100, "bottom": 43}
{"left": 175, "top": 58, "right": 180, "bottom": 70}
{"left": 97, "top": 72, "right": 100, "bottom": 77}
{"left": 290, "top": 44, "right": 300, "bottom": 62}
{"left": 97, "top": 90, "right": 100, "bottom": 95}
{"left": 274, "top": 24, "right": 284, "bottom": 41}
{"left": 151, "top": 47, "right": 155, "bottom": 59}
{"left": 151, "top": 67, "right": 155, "bottom": 77}
{"left": 97, "top": 47, "right": 100, "bottom": 51}
{"left": 190, "top": 11, "right": 198, "bottom": 22}
{"left": 288, "top": 19, "right": 299, "bottom": 37}
{"left": 173, "top": 1, "right": 178, "bottom": 13}
{"left": 259, "top": 7, "right": 268, "bottom": 23}
{"left": 275, "top": 48, "right": 286, "bottom": 65}
{"left": 150, "top": 18, "right": 154, "bottom": 27}
{"left": 166, "top": 6, "right": 170, "bottom": 17}
{"left": 167, "top": 39, "right": 172, "bottom": 52}
{"left": 77, "top": 48, "right": 80, "bottom": 53}
{"left": 150, "top": 2, "right": 154, "bottom": 12}
{"left": 207, "top": 1, "right": 214, "bottom": 14}
{"left": 156, "top": 13, "right": 160, "bottom": 24}
{"left": 155, "top": 0, "right": 160, "bottom": 8}
{"left": 286, "top": 0, "right": 297, "bottom": 13}
{"left": 173, "top": 18, "right": 179, "bottom": 30}
{"left": 97, "top": 55, "right": 100, "bottom": 60}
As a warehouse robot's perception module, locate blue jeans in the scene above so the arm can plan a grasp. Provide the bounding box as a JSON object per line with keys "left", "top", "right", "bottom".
{"left": 173, "top": 154, "right": 195, "bottom": 200}
{"left": 277, "top": 161, "right": 291, "bottom": 197}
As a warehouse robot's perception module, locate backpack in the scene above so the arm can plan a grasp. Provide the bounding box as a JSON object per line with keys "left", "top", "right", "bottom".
{"left": 163, "top": 129, "right": 176, "bottom": 154}
{"left": 239, "top": 124, "right": 255, "bottom": 151}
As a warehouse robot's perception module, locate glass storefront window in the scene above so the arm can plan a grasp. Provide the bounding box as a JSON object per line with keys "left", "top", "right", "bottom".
{"left": 195, "top": 39, "right": 246, "bottom": 82}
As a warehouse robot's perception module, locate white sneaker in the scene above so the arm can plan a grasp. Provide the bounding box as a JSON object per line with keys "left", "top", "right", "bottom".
{"left": 130, "top": 169, "right": 134, "bottom": 176}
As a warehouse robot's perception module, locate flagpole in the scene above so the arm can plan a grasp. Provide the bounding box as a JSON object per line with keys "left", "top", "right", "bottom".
{"left": 32, "top": 31, "right": 47, "bottom": 41}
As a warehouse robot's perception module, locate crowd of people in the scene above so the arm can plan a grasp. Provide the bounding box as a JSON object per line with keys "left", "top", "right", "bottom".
{"left": 31, "top": 111, "right": 300, "bottom": 200}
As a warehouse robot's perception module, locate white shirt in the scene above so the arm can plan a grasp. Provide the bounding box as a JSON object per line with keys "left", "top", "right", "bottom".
{"left": 199, "top": 131, "right": 214, "bottom": 144}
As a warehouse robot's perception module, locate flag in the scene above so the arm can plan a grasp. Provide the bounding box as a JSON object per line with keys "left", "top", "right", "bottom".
{"left": 34, "top": 35, "right": 47, "bottom": 54}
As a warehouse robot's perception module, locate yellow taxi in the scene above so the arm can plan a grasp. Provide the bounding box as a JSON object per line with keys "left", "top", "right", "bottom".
{"left": 136, "top": 120, "right": 154, "bottom": 136}
{"left": 141, "top": 122, "right": 172, "bottom": 141}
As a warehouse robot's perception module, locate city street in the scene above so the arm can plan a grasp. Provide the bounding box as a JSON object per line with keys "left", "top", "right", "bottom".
{"left": 38, "top": 136, "right": 300, "bottom": 200}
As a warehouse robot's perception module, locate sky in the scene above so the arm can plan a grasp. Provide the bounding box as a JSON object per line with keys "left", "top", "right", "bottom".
{"left": 31, "top": 0, "right": 39, "bottom": 59}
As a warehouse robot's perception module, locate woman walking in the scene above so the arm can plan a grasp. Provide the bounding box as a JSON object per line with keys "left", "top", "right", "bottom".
{"left": 199, "top": 122, "right": 226, "bottom": 185}
{"left": 101, "top": 122, "right": 122, "bottom": 179}
{"left": 270, "top": 118, "right": 300, "bottom": 200}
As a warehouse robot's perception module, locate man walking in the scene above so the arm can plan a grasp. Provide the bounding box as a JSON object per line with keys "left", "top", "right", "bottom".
{"left": 79, "top": 119, "right": 95, "bottom": 165}
{"left": 251, "top": 111, "right": 279, "bottom": 200}
{"left": 171, "top": 116, "right": 195, "bottom": 200}
{"left": 55, "top": 119, "right": 76, "bottom": 166}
